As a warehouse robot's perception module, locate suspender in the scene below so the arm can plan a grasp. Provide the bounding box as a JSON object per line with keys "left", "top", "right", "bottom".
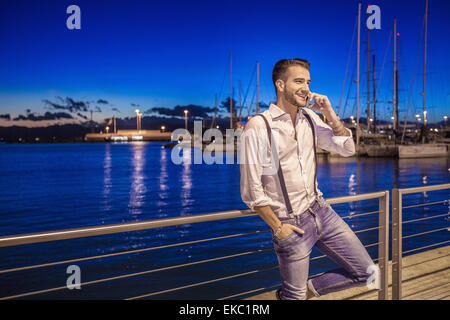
{"left": 255, "top": 109, "right": 318, "bottom": 216}
{"left": 255, "top": 114, "right": 294, "bottom": 215}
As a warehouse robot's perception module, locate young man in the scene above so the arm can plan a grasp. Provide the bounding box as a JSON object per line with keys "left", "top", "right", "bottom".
{"left": 239, "top": 58, "right": 375, "bottom": 300}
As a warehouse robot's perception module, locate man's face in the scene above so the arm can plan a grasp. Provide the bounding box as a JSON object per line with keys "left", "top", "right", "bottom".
{"left": 279, "top": 65, "right": 311, "bottom": 108}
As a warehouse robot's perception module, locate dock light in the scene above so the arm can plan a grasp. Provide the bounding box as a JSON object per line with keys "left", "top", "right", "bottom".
{"left": 106, "top": 126, "right": 109, "bottom": 134}
{"left": 161, "top": 125, "right": 166, "bottom": 132}
{"left": 184, "top": 110, "right": 188, "bottom": 130}
{"left": 369, "top": 118, "right": 373, "bottom": 122}
{"left": 416, "top": 114, "right": 420, "bottom": 118}
{"left": 444, "top": 116, "right": 448, "bottom": 120}
{"left": 391, "top": 116, "right": 395, "bottom": 120}
{"left": 135, "top": 109, "right": 142, "bottom": 131}
{"left": 350, "top": 115, "right": 354, "bottom": 120}
{"left": 216, "top": 125, "right": 219, "bottom": 129}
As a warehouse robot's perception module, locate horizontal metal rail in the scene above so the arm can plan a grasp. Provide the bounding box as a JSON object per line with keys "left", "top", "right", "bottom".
{"left": 402, "top": 199, "right": 449, "bottom": 210}
{"left": 402, "top": 227, "right": 449, "bottom": 240}
{"left": 0, "top": 190, "right": 389, "bottom": 300}
{"left": 392, "top": 183, "right": 450, "bottom": 300}
{"left": 0, "top": 230, "right": 270, "bottom": 274}
{"left": 403, "top": 212, "right": 450, "bottom": 224}
{"left": 0, "top": 191, "right": 387, "bottom": 248}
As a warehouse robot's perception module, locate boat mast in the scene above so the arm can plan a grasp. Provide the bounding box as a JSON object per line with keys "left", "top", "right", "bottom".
{"left": 239, "top": 80, "right": 242, "bottom": 124}
{"left": 393, "top": 19, "right": 397, "bottom": 133}
{"left": 422, "top": 0, "right": 428, "bottom": 143}
{"left": 356, "top": 2, "right": 361, "bottom": 148}
{"left": 256, "top": 61, "right": 259, "bottom": 114}
{"left": 230, "top": 51, "right": 233, "bottom": 129}
{"left": 367, "top": 28, "right": 371, "bottom": 131}
{"left": 211, "top": 93, "right": 218, "bottom": 129}
{"left": 372, "top": 55, "right": 376, "bottom": 132}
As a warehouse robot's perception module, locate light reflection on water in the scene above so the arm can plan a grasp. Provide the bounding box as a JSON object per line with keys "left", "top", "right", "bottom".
{"left": 103, "top": 143, "right": 112, "bottom": 213}
{"left": 0, "top": 143, "right": 448, "bottom": 299}
{"left": 128, "top": 142, "right": 147, "bottom": 216}
{"left": 157, "top": 146, "right": 169, "bottom": 215}
{"left": 181, "top": 148, "right": 193, "bottom": 213}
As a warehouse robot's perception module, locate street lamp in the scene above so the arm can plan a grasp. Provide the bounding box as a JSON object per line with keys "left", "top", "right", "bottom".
{"left": 106, "top": 126, "right": 109, "bottom": 134}
{"left": 161, "top": 125, "right": 166, "bottom": 133}
{"left": 184, "top": 110, "right": 188, "bottom": 130}
{"left": 135, "top": 109, "right": 141, "bottom": 131}
{"left": 443, "top": 116, "right": 448, "bottom": 127}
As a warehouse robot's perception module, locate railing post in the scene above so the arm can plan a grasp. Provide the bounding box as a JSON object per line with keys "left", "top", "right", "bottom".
{"left": 392, "top": 188, "right": 402, "bottom": 300}
{"left": 378, "top": 190, "right": 389, "bottom": 300}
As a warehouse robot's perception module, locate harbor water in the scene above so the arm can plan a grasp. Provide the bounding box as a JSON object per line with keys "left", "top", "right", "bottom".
{"left": 0, "top": 142, "right": 448, "bottom": 299}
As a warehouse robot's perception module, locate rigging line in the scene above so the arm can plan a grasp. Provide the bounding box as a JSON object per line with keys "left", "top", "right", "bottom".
{"left": 373, "top": 29, "right": 392, "bottom": 121}
{"left": 247, "top": 86, "right": 257, "bottom": 117}
{"left": 342, "top": 60, "right": 357, "bottom": 119}
{"left": 338, "top": 15, "right": 358, "bottom": 117}
{"left": 401, "top": 16, "right": 425, "bottom": 144}
{"left": 214, "top": 54, "right": 230, "bottom": 120}
{"left": 239, "top": 64, "right": 256, "bottom": 119}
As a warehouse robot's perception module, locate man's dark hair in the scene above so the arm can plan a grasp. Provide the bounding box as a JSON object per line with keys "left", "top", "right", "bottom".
{"left": 272, "top": 58, "right": 310, "bottom": 86}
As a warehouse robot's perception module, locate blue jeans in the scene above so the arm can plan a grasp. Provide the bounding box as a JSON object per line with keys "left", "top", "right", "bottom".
{"left": 272, "top": 197, "right": 375, "bottom": 300}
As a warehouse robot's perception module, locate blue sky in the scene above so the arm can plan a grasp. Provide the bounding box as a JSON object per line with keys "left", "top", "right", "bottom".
{"left": 0, "top": 0, "right": 449, "bottom": 126}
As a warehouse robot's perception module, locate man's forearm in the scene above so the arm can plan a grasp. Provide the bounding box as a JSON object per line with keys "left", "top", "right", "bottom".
{"left": 254, "top": 205, "right": 282, "bottom": 231}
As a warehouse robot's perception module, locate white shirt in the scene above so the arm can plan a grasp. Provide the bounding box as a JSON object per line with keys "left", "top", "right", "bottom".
{"left": 239, "top": 103, "right": 355, "bottom": 218}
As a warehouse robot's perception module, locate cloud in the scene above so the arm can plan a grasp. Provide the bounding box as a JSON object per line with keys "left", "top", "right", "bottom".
{"left": 43, "top": 96, "right": 89, "bottom": 113}
{"left": 131, "top": 103, "right": 140, "bottom": 107}
{"left": 97, "top": 99, "right": 108, "bottom": 104}
{"left": 149, "top": 104, "right": 214, "bottom": 118}
{"left": 13, "top": 112, "right": 74, "bottom": 121}
{"left": 112, "top": 107, "right": 121, "bottom": 113}
{"left": 77, "top": 113, "right": 89, "bottom": 120}
{"left": 0, "top": 114, "right": 11, "bottom": 121}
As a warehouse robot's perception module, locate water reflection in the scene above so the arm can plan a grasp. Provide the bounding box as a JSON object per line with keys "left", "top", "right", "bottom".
{"left": 128, "top": 142, "right": 147, "bottom": 216}
{"left": 180, "top": 148, "right": 193, "bottom": 214}
{"left": 157, "top": 146, "right": 169, "bottom": 217}
{"left": 103, "top": 143, "right": 112, "bottom": 213}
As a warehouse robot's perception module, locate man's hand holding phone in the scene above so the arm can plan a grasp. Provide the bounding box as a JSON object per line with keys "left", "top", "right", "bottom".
{"left": 306, "top": 92, "right": 334, "bottom": 117}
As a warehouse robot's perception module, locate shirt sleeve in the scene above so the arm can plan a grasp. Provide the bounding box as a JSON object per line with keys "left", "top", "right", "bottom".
{"left": 239, "top": 117, "right": 273, "bottom": 210}
{"left": 305, "top": 109, "right": 356, "bottom": 157}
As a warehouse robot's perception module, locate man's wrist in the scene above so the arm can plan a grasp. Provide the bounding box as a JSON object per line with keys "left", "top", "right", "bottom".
{"left": 274, "top": 223, "right": 284, "bottom": 238}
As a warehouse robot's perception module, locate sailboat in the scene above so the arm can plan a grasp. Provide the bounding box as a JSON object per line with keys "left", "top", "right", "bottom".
{"left": 397, "top": 0, "right": 448, "bottom": 158}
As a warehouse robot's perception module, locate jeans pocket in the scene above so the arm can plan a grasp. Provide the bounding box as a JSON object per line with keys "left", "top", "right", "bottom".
{"left": 274, "top": 231, "right": 299, "bottom": 247}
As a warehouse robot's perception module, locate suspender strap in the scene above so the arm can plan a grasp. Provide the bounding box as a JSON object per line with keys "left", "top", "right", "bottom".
{"left": 301, "top": 109, "right": 319, "bottom": 197}
{"left": 255, "top": 109, "right": 319, "bottom": 216}
{"left": 255, "top": 114, "right": 293, "bottom": 215}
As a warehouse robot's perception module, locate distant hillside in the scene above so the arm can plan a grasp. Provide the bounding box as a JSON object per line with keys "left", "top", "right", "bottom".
{"left": 0, "top": 116, "right": 228, "bottom": 143}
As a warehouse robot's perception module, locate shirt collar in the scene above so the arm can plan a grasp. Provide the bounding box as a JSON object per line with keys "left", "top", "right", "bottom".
{"left": 269, "top": 103, "right": 287, "bottom": 119}
{"left": 269, "top": 103, "right": 305, "bottom": 121}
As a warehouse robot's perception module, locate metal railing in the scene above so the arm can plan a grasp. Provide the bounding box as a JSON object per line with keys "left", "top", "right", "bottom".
{"left": 0, "top": 191, "right": 389, "bottom": 300}
{"left": 391, "top": 183, "right": 450, "bottom": 300}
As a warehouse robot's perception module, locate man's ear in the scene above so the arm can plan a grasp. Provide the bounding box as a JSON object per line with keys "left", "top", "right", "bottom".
{"left": 275, "top": 79, "right": 285, "bottom": 93}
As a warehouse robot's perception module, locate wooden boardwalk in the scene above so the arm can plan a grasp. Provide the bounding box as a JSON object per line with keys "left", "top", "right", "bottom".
{"left": 246, "top": 245, "right": 449, "bottom": 300}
